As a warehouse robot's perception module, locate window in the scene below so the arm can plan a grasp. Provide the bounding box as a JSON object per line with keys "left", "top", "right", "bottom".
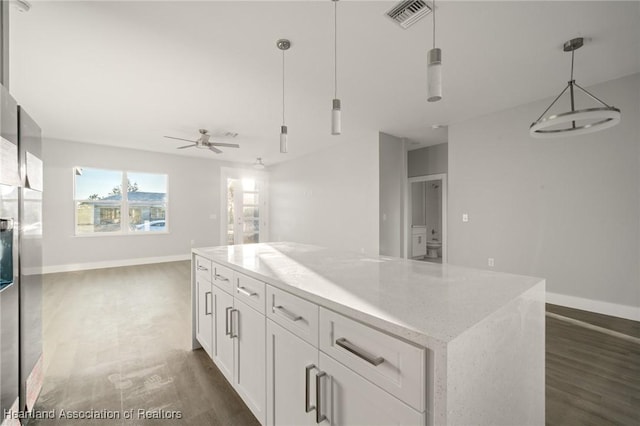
{"left": 74, "top": 167, "right": 168, "bottom": 235}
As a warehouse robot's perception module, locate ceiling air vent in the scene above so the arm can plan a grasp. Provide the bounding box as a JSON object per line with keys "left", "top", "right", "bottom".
{"left": 386, "top": 0, "right": 432, "bottom": 29}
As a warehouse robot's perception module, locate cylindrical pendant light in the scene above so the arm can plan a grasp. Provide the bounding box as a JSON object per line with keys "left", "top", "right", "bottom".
{"left": 427, "top": 0, "right": 442, "bottom": 102}
{"left": 277, "top": 39, "right": 291, "bottom": 153}
{"left": 331, "top": 0, "right": 342, "bottom": 135}
{"left": 280, "top": 125, "right": 288, "bottom": 153}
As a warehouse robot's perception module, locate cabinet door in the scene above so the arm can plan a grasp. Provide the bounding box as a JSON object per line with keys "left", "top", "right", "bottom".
{"left": 234, "top": 299, "right": 266, "bottom": 425}
{"left": 212, "top": 286, "right": 234, "bottom": 383}
{"left": 318, "top": 353, "right": 424, "bottom": 426}
{"left": 266, "top": 320, "right": 318, "bottom": 426}
{"left": 196, "top": 277, "right": 213, "bottom": 358}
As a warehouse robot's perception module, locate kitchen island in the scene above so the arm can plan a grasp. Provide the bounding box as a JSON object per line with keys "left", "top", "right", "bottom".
{"left": 191, "top": 242, "right": 544, "bottom": 426}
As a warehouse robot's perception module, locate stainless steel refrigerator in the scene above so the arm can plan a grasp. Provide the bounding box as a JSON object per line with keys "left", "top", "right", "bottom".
{"left": 17, "top": 105, "right": 43, "bottom": 415}
{"left": 0, "top": 83, "right": 21, "bottom": 423}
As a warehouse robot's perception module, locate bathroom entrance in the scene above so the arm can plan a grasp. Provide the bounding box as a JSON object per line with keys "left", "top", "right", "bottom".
{"left": 407, "top": 174, "right": 447, "bottom": 264}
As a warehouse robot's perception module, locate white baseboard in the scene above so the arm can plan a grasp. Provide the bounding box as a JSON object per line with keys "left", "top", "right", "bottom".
{"left": 42, "top": 254, "right": 191, "bottom": 274}
{"left": 546, "top": 291, "right": 640, "bottom": 322}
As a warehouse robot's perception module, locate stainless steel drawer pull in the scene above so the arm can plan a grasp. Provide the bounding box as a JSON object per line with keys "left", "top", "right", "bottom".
{"left": 205, "top": 291, "right": 212, "bottom": 315}
{"left": 230, "top": 309, "right": 239, "bottom": 339}
{"left": 215, "top": 273, "right": 229, "bottom": 282}
{"left": 225, "top": 306, "right": 232, "bottom": 336}
{"left": 237, "top": 286, "right": 257, "bottom": 297}
{"left": 305, "top": 365, "right": 316, "bottom": 413}
{"left": 335, "top": 337, "right": 384, "bottom": 366}
{"left": 273, "top": 305, "right": 302, "bottom": 322}
{"left": 197, "top": 265, "right": 209, "bottom": 271}
{"left": 315, "top": 371, "right": 327, "bottom": 424}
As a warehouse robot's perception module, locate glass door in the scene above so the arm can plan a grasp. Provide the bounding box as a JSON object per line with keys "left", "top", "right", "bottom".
{"left": 226, "top": 176, "right": 267, "bottom": 245}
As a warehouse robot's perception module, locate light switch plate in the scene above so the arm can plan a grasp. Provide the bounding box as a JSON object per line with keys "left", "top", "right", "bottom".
{"left": 462, "top": 213, "right": 469, "bottom": 222}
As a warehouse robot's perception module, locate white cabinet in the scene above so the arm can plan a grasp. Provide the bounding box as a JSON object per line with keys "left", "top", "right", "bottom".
{"left": 319, "top": 308, "right": 425, "bottom": 411}
{"left": 195, "top": 256, "right": 213, "bottom": 358}
{"left": 195, "top": 258, "right": 426, "bottom": 426}
{"left": 233, "top": 298, "right": 266, "bottom": 425}
{"left": 317, "top": 353, "right": 425, "bottom": 426}
{"left": 411, "top": 227, "right": 427, "bottom": 258}
{"left": 212, "top": 284, "right": 234, "bottom": 383}
{"left": 266, "top": 320, "right": 318, "bottom": 426}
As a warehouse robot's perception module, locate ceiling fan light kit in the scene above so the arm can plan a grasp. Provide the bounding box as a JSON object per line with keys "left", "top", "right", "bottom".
{"left": 529, "top": 37, "right": 621, "bottom": 138}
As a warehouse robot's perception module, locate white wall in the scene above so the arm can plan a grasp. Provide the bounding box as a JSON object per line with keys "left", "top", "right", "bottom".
{"left": 408, "top": 143, "right": 448, "bottom": 178}
{"left": 448, "top": 73, "right": 640, "bottom": 318}
{"left": 43, "top": 139, "right": 229, "bottom": 271}
{"left": 379, "top": 132, "right": 405, "bottom": 257}
{"left": 269, "top": 131, "right": 379, "bottom": 255}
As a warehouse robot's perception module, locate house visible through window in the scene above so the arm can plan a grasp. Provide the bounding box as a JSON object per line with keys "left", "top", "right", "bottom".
{"left": 74, "top": 167, "right": 168, "bottom": 235}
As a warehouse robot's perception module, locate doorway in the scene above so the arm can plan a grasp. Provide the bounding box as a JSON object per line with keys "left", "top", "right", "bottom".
{"left": 220, "top": 168, "right": 268, "bottom": 245}
{"left": 407, "top": 174, "right": 447, "bottom": 263}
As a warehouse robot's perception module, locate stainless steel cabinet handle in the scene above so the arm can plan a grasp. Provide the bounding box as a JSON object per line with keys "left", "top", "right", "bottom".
{"left": 215, "top": 273, "right": 229, "bottom": 282}
{"left": 225, "top": 307, "right": 232, "bottom": 336}
{"left": 237, "top": 286, "right": 257, "bottom": 297}
{"left": 335, "top": 337, "right": 384, "bottom": 366}
{"left": 197, "top": 265, "right": 209, "bottom": 271}
{"left": 273, "top": 305, "right": 302, "bottom": 322}
{"left": 305, "top": 365, "right": 316, "bottom": 413}
{"left": 205, "top": 291, "right": 212, "bottom": 315}
{"left": 230, "top": 309, "right": 239, "bottom": 339}
{"left": 315, "top": 371, "right": 327, "bottom": 424}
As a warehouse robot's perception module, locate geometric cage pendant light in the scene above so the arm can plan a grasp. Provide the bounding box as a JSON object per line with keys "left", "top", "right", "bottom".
{"left": 529, "top": 37, "right": 621, "bottom": 138}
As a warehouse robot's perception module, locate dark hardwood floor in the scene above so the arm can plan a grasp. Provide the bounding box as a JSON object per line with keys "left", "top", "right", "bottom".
{"left": 29, "top": 263, "right": 639, "bottom": 425}
{"left": 545, "top": 304, "right": 640, "bottom": 426}
{"left": 31, "top": 262, "right": 259, "bottom": 426}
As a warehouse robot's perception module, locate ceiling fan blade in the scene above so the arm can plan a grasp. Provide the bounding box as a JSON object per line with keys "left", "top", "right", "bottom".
{"left": 177, "top": 144, "right": 196, "bottom": 149}
{"left": 164, "top": 136, "right": 197, "bottom": 143}
{"left": 209, "top": 146, "right": 223, "bottom": 154}
{"left": 209, "top": 142, "right": 240, "bottom": 148}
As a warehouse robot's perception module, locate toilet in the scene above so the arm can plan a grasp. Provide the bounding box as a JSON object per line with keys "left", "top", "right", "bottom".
{"left": 426, "top": 240, "right": 442, "bottom": 259}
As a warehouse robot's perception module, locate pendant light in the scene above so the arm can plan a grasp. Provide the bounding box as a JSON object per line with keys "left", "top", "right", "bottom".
{"left": 277, "top": 39, "right": 291, "bottom": 153}
{"left": 331, "top": 0, "right": 342, "bottom": 135}
{"left": 530, "top": 37, "right": 621, "bottom": 138}
{"left": 427, "top": 0, "right": 442, "bottom": 102}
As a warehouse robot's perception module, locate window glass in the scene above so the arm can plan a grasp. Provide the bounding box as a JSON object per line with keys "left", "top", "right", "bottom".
{"left": 75, "top": 168, "right": 123, "bottom": 234}
{"left": 127, "top": 172, "right": 168, "bottom": 232}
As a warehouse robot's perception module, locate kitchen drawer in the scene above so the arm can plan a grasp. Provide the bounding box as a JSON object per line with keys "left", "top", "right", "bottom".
{"left": 319, "top": 308, "right": 426, "bottom": 412}
{"left": 235, "top": 272, "right": 266, "bottom": 314}
{"left": 212, "top": 262, "right": 234, "bottom": 294}
{"left": 195, "top": 255, "right": 212, "bottom": 282}
{"left": 266, "top": 285, "right": 319, "bottom": 347}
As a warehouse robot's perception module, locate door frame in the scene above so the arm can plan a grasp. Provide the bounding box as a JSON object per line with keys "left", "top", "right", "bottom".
{"left": 405, "top": 173, "right": 447, "bottom": 263}
{"left": 220, "top": 167, "right": 269, "bottom": 246}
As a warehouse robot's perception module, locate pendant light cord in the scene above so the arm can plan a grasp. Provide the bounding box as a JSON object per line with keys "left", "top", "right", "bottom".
{"left": 282, "top": 49, "right": 285, "bottom": 126}
{"left": 334, "top": 0, "right": 338, "bottom": 99}
{"left": 432, "top": 0, "right": 436, "bottom": 49}
{"left": 570, "top": 49, "right": 575, "bottom": 82}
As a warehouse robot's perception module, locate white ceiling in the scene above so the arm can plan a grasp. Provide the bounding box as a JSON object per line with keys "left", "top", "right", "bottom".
{"left": 9, "top": 1, "right": 640, "bottom": 166}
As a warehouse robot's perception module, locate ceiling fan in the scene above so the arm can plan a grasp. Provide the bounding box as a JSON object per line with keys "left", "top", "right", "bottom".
{"left": 164, "top": 129, "right": 240, "bottom": 154}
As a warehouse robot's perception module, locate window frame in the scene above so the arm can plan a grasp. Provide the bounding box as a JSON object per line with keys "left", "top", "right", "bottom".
{"left": 73, "top": 167, "right": 169, "bottom": 237}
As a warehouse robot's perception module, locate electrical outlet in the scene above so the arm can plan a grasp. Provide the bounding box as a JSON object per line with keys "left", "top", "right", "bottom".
{"left": 488, "top": 258, "right": 494, "bottom": 267}
{"left": 462, "top": 213, "right": 469, "bottom": 222}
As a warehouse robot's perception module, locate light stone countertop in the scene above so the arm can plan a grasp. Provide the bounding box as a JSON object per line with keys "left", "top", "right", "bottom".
{"left": 193, "top": 242, "right": 544, "bottom": 348}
